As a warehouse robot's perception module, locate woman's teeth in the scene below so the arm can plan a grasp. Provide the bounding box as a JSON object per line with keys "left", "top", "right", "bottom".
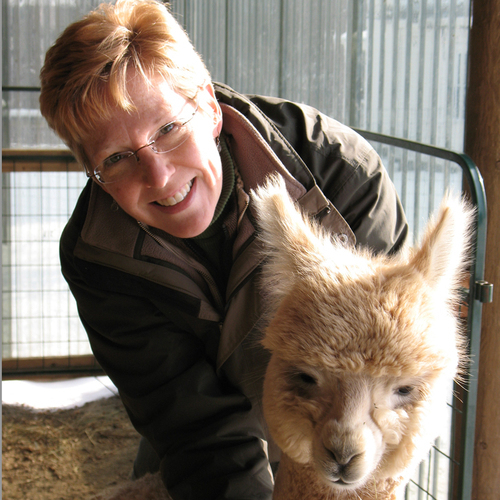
{"left": 156, "top": 180, "right": 193, "bottom": 207}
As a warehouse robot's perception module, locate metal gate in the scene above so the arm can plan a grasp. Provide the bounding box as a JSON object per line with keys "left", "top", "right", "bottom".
{"left": 352, "top": 129, "right": 491, "bottom": 500}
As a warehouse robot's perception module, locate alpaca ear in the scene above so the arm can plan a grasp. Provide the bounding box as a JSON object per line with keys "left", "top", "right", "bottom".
{"left": 250, "top": 174, "right": 326, "bottom": 295}
{"left": 410, "top": 195, "right": 474, "bottom": 294}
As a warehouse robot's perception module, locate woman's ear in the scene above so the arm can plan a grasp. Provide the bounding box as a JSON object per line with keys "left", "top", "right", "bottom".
{"left": 201, "top": 82, "right": 223, "bottom": 137}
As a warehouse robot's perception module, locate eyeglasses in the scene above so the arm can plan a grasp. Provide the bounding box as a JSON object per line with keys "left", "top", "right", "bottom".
{"left": 88, "top": 97, "right": 199, "bottom": 184}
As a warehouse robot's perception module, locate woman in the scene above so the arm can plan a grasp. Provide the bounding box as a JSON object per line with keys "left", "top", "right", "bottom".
{"left": 39, "top": 1, "right": 408, "bottom": 499}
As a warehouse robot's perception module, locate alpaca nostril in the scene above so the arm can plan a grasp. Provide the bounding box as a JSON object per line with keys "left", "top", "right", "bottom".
{"left": 327, "top": 448, "right": 360, "bottom": 467}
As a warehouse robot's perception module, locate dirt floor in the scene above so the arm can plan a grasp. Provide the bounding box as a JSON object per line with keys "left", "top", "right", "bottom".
{"left": 2, "top": 396, "right": 141, "bottom": 500}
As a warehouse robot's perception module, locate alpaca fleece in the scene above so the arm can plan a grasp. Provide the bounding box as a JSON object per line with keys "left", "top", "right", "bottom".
{"left": 251, "top": 173, "right": 472, "bottom": 499}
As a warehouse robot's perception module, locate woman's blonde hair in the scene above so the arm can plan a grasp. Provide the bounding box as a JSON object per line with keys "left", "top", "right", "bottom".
{"left": 39, "top": 0, "right": 211, "bottom": 168}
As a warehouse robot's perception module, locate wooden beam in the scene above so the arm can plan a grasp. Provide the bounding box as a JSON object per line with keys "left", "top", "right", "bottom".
{"left": 2, "top": 355, "right": 103, "bottom": 379}
{"left": 2, "top": 149, "right": 81, "bottom": 172}
{"left": 464, "top": 1, "right": 500, "bottom": 498}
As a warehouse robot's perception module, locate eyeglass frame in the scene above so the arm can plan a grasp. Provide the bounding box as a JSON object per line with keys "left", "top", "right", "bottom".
{"left": 86, "top": 95, "right": 200, "bottom": 184}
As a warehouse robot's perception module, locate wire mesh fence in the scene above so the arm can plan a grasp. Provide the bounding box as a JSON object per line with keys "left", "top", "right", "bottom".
{"left": 2, "top": 151, "right": 97, "bottom": 374}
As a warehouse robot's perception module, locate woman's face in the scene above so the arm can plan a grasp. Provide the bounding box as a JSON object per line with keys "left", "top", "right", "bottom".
{"left": 85, "top": 72, "right": 223, "bottom": 238}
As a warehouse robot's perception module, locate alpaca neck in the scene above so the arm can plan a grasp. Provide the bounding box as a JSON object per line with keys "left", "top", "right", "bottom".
{"left": 273, "top": 454, "right": 403, "bottom": 500}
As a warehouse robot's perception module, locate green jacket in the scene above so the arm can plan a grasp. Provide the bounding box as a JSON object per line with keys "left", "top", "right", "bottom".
{"left": 60, "top": 83, "right": 408, "bottom": 500}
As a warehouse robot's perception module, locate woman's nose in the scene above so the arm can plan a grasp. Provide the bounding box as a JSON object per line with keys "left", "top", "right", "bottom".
{"left": 136, "top": 148, "right": 174, "bottom": 187}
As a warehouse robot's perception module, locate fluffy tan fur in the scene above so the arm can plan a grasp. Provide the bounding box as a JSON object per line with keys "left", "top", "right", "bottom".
{"left": 250, "top": 173, "right": 473, "bottom": 499}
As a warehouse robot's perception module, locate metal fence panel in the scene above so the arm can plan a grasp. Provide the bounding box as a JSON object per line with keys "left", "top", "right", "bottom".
{"left": 2, "top": 154, "right": 90, "bottom": 366}
{"left": 353, "top": 129, "right": 489, "bottom": 500}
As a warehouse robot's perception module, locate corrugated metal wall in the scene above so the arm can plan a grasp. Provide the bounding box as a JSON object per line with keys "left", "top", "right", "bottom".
{"left": 2, "top": 0, "right": 470, "bottom": 150}
{"left": 2, "top": 0, "right": 103, "bottom": 148}
{"left": 171, "top": 0, "right": 470, "bottom": 150}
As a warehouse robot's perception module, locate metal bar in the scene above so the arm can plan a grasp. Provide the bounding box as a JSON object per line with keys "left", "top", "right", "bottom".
{"left": 2, "top": 86, "right": 41, "bottom": 92}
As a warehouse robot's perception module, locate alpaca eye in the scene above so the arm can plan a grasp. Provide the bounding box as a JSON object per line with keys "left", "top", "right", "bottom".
{"left": 298, "top": 372, "right": 317, "bottom": 385}
{"left": 396, "top": 386, "right": 413, "bottom": 396}
{"left": 286, "top": 369, "right": 319, "bottom": 396}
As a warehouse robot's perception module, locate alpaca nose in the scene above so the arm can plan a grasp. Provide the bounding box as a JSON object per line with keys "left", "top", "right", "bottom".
{"left": 327, "top": 447, "right": 361, "bottom": 467}
{"left": 324, "top": 445, "right": 367, "bottom": 484}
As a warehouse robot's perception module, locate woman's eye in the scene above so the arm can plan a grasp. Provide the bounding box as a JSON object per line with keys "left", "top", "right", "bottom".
{"left": 159, "top": 122, "right": 176, "bottom": 136}
{"left": 104, "top": 153, "right": 127, "bottom": 167}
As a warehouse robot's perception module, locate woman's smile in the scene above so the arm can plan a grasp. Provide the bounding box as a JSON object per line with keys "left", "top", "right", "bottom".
{"left": 154, "top": 179, "right": 194, "bottom": 207}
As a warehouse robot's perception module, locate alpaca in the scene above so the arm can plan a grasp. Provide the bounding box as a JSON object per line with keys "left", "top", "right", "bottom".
{"left": 88, "top": 174, "right": 472, "bottom": 500}
{"left": 250, "top": 173, "right": 473, "bottom": 500}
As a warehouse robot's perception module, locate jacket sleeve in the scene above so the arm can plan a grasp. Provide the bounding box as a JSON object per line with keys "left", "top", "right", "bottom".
{"left": 60, "top": 211, "right": 274, "bottom": 500}
{"left": 248, "top": 95, "right": 409, "bottom": 255}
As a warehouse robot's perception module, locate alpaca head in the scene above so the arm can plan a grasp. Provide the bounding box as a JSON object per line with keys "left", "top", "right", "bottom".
{"left": 251, "top": 174, "right": 472, "bottom": 493}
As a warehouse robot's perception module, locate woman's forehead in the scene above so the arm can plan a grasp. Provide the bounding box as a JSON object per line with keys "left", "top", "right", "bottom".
{"left": 125, "top": 71, "right": 187, "bottom": 116}
{"left": 85, "top": 77, "right": 188, "bottom": 155}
